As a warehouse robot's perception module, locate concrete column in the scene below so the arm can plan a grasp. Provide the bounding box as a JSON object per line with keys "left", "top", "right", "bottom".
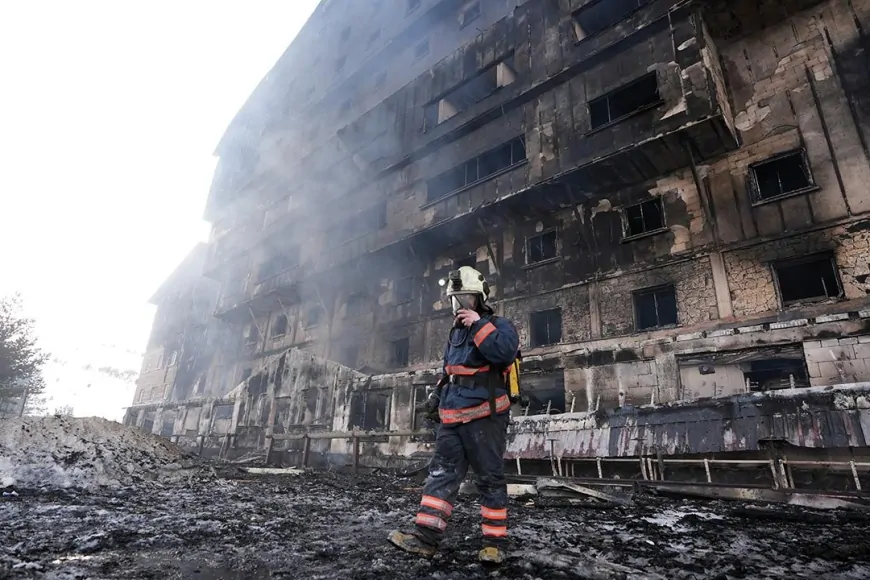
{"left": 709, "top": 252, "right": 733, "bottom": 320}
{"left": 588, "top": 281, "right": 602, "bottom": 339}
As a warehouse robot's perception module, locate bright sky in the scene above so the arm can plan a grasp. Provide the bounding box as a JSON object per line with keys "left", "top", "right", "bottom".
{"left": 0, "top": 1, "right": 320, "bottom": 420}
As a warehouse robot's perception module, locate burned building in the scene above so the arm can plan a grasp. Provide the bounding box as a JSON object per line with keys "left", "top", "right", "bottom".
{"left": 128, "top": 0, "right": 870, "bottom": 471}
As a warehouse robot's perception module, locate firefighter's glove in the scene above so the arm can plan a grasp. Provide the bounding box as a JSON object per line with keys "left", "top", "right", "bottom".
{"left": 424, "top": 390, "right": 441, "bottom": 423}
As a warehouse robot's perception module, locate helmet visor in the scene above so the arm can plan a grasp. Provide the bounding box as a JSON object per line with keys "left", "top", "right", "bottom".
{"left": 450, "top": 294, "right": 477, "bottom": 315}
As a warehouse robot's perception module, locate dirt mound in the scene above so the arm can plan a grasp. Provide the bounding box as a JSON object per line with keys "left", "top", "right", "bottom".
{"left": 0, "top": 416, "right": 192, "bottom": 489}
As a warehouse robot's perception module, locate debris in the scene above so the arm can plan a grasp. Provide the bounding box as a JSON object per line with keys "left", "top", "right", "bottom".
{"left": 0, "top": 416, "right": 193, "bottom": 489}
{"left": 242, "top": 467, "right": 305, "bottom": 476}
{"left": 536, "top": 478, "right": 632, "bottom": 506}
{"left": 647, "top": 483, "right": 870, "bottom": 510}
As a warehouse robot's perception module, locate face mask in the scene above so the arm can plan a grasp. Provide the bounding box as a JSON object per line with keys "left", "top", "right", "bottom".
{"left": 451, "top": 295, "right": 476, "bottom": 315}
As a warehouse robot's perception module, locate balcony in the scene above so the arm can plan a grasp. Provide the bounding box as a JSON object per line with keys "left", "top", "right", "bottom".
{"left": 214, "top": 268, "right": 301, "bottom": 323}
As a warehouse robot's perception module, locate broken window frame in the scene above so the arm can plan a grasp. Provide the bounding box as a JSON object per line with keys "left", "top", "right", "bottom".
{"left": 271, "top": 314, "right": 288, "bottom": 338}
{"left": 390, "top": 337, "right": 410, "bottom": 367}
{"left": 426, "top": 136, "right": 527, "bottom": 203}
{"left": 572, "top": 0, "right": 652, "bottom": 43}
{"left": 622, "top": 198, "right": 666, "bottom": 240}
{"left": 422, "top": 53, "right": 516, "bottom": 132}
{"left": 395, "top": 277, "right": 414, "bottom": 304}
{"left": 526, "top": 230, "right": 559, "bottom": 265}
{"left": 530, "top": 308, "right": 563, "bottom": 347}
{"left": 305, "top": 306, "right": 323, "bottom": 328}
{"left": 747, "top": 149, "right": 817, "bottom": 204}
{"left": 772, "top": 253, "right": 843, "bottom": 306}
{"left": 633, "top": 284, "right": 678, "bottom": 331}
{"left": 588, "top": 72, "right": 661, "bottom": 131}
{"left": 349, "top": 388, "right": 392, "bottom": 431}
{"left": 522, "top": 370, "right": 567, "bottom": 415}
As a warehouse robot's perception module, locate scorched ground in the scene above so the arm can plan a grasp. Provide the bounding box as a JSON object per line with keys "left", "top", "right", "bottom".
{"left": 2, "top": 470, "right": 870, "bottom": 579}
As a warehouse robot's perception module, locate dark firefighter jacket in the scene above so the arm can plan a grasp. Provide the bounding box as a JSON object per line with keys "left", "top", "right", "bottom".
{"left": 439, "top": 314, "right": 519, "bottom": 424}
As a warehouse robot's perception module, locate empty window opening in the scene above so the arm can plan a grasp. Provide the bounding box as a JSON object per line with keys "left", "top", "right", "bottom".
{"left": 530, "top": 308, "right": 562, "bottom": 347}
{"left": 634, "top": 285, "right": 678, "bottom": 330}
{"left": 427, "top": 136, "right": 526, "bottom": 202}
{"left": 589, "top": 73, "right": 659, "bottom": 130}
{"left": 299, "top": 389, "right": 319, "bottom": 424}
{"left": 346, "top": 293, "right": 367, "bottom": 317}
{"left": 523, "top": 370, "right": 566, "bottom": 415}
{"left": 258, "top": 253, "right": 296, "bottom": 281}
{"left": 749, "top": 150, "right": 814, "bottom": 202}
{"left": 306, "top": 306, "right": 323, "bottom": 327}
{"left": 271, "top": 314, "right": 288, "bottom": 337}
{"left": 460, "top": 1, "right": 481, "bottom": 29}
{"left": 395, "top": 277, "right": 413, "bottom": 303}
{"left": 527, "top": 231, "right": 558, "bottom": 264}
{"left": 573, "top": 0, "right": 652, "bottom": 42}
{"left": 375, "top": 202, "right": 387, "bottom": 229}
{"left": 244, "top": 323, "right": 260, "bottom": 345}
{"left": 412, "top": 385, "right": 429, "bottom": 430}
{"left": 414, "top": 39, "right": 430, "bottom": 60}
{"left": 624, "top": 198, "right": 665, "bottom": 238}
{"left": 167, "top": 350, "right": 178, "bottom": 366}
{"left": 744, "top": 359, "right": 810, "bottom": 391}
{"left": 774, "top": 254, "right": 841, "bottom": 305}
{"left": 213, "top": 405, "right": 234, "bottom": 420}
{"left": 423, "top": 55, "right": 516, "bottom": 131}
{"left": 350, "top": 389, "right": 391, "bottom": 430}
{"left": 391, "top": 337, "right": 410, "bottom": 366}
{"left": 407, "top": 0, "right": 421, "bottom": 14}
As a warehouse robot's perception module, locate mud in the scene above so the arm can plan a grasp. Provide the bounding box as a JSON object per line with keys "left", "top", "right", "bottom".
{"left": 2, "top": 470, "right": 869, "bottom": 579}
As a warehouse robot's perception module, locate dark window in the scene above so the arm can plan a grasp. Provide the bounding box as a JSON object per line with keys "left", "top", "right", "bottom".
{"left": 423, "top": 56, "right": 515, "bottom": 131}
{"left": 340, "top": 26, "right": 351, "bottom": 42}
{"left": 376, "top": 202, "right": 387, "bottom": 229}
{"left": 350, "top": 389, "right": 391, "bottom": 430}
{"left": 453, "top": 255, "right": 477, "bottom": 269}
{"left": 527, "top": 231, "right": 558, "bottom": 264}
{"left": 427, "top": 136, "right": 526, "bottom": 202}
{"left": 300, "top": 389, "right": 318, "bottom": 424}
{"left": 624, "top": 198, "right": 665, "bottom": 238}
{"left": 213, "top": 405, "right": 234, "bottom": 420}
{"left": 530, "top": 308, "right": 562, "bottom": 347}
{"left": 634, "top": 285, "right": 678, "bottom": 330}
{"left": 391, "top": 337, "right": 410, "bottom": 366}
{"left": 271, "top": 314, "right": 288, "bottom": 337}
{"left": 524, "top": 371, "right": 566, "bottom": 415}
{"left": 773, "top": 254, "right": 841, "bottom": 305}
{"left": 374, "top": 71, "right": 387, "bottom": 89}
{"left": 744, "top": 358, "right": 810, "bottom": 391}
{"left": 407, "top": 0, "right": 421, "bottom": 15}
{"left": 346, "top": 293, "right": 367, "bottom": 317}
{"left": 589, "top": 73, "right": 659, "bottom": 130}
{"left": 306, "top": 306, "right": 322, "bottom": 327}
{"left": 414, "top": 39, "right": 430, "bottom": 60}
{"left": 749, "top": 150, "right": 814, "bottom": 202}
{"left": 395, "top": 277, "right": 413, "bottom": 303}
{"left": 573, "top": 0, "right": 651, "bottom": 41}
{"left": 335, "top": 56, "right": 346, "bottom": 72}
{"left": 244, "top": 323, "right": 260, "bottom": 344}
{"left": 460, "top": 2, "right": 481, "bottom": 28}
{"left": 412, "top": 385, "right": 428, "bottom": 430}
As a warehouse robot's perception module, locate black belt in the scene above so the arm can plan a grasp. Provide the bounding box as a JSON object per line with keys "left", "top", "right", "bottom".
{"left": 449, "top": 375, "right": 478, "bottom": 387}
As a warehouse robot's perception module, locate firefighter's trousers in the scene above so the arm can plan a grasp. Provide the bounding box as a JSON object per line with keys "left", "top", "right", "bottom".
{"left": 413, "top": 412, "right": 509, "bottom": 548}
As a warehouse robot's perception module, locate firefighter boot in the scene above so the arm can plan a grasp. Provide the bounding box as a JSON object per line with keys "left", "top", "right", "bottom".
{"left": 388, "top": 530, "right": 438, "bottom": 558}
{"left": 478, "top": 546, "right": 506, "bottom": 565}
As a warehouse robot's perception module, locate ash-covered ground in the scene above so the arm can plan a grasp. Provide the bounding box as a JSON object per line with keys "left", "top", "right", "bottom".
{"left": 3, "top": 469, "right": 870, "bottom": 580}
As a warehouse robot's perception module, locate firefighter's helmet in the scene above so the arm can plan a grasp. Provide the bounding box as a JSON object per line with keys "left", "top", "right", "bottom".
{"left": 441, "top": 266, "right": 490, "bottom": 304}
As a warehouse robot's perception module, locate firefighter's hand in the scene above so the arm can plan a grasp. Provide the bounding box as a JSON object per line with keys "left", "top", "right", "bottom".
{"left": 455, "top": 309, "right": 480, "bottom": 327}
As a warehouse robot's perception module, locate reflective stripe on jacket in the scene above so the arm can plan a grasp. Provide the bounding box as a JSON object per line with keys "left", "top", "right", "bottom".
{"left": 439, "top": 314, "right": 519, "bottom": 418}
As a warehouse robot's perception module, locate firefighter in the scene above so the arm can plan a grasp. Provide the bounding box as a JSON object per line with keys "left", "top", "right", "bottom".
{"left": 388, "top": 266, "right": 519, "bottom": 565}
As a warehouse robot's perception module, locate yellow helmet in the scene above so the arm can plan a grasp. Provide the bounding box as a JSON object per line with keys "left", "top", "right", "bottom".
{"left": 441, "top": 266, "right": 490, "bottom": 304}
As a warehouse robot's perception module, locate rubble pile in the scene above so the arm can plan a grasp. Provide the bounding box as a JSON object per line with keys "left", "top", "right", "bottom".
{"left": 2, "top": 470, "right": 869, "bottom": 579}
{"left": 0, "top": 416, "right": 192, "bottom": 489}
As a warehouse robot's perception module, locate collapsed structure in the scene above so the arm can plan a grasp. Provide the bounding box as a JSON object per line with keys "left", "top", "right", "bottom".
{"left": 126, "top": 0, "right": 870, "bottom": 479}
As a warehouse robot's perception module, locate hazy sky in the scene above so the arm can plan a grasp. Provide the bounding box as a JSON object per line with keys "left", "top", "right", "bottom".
{"left": 0, "top": 1, "right": 320, "bottom": 420}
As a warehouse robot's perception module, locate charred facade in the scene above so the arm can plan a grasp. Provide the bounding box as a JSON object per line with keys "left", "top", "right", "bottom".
{"left": 127, "top": 0, "right": 870, "bottom": 466}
